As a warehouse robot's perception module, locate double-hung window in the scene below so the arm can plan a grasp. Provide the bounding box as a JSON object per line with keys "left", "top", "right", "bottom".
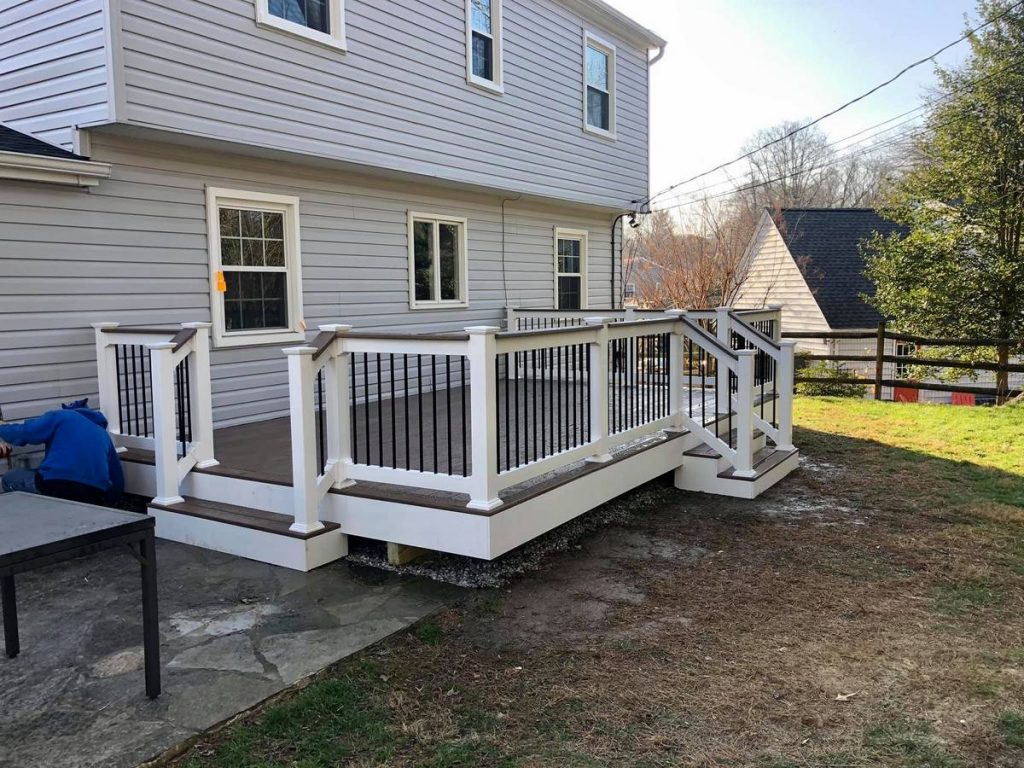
{"left": 466, "top": 0, "right": 503, "bottom": 91}
{"left": 257, "top": 0, "right": 346, "bottom": 50}
{"left": 554, "top": 229, "right": 588, "bottom": 310}
{"left": 409, "top": 212, "right": 469, "bottom": 309}
{"left": 206, "top": 188, "right": 305, "bottom": 348}
{"left": 583, "top": 32, "right": 615, "bottom": 137}
{"left": 894, "top": 341, "right": 916, "bottom": 379}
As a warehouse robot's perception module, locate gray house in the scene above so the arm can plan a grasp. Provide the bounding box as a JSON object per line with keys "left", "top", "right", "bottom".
{"left": 2, "top": 0, "right": 665, "bottom": 424}
{"left": 1, "top": 2, "right": 802, "bottom": 571}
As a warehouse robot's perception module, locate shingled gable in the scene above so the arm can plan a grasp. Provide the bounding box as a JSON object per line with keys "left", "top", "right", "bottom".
{"left": 774, "top": 208, "right": 905, "bottom": 330}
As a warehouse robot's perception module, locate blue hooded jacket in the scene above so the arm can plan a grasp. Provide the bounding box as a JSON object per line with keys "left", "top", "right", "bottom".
{"left": 0, "top": 408, "right": 124, "bottom": 496}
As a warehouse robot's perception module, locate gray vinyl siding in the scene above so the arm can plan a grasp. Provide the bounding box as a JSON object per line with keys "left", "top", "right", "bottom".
{"left": 0, "top": 0, "right": 110, "bottom": 150}
{"left": 114, "top": 0, "right": 650, "bottom": 209}
{"left": 0, "top": 133, "right": 616, "bottom": 425}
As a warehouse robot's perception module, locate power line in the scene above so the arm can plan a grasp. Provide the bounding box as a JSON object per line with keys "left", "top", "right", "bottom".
{"left": 638, "top": 0, "right": 1024, "bottom": 210}
{"left": 651, "top": 51, "right": 1024, "bottom": 211}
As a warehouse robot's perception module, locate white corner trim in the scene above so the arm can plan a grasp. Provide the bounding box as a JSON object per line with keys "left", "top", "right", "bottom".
{"left": 0, "top": 151, "right": 111, "bottom": 187}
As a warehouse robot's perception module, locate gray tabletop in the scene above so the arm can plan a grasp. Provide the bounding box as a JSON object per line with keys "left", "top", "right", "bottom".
{"left": 0, "top": 493, "right": 152, "bottom": 562}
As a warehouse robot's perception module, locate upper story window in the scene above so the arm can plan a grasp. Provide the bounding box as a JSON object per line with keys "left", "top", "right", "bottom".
{"left": 583, "top": 32, "right": 615, "bottom": 138}
{"left": 409, "top": 212, "right": 469, "bottom": 309}
{"left": 466, "top": 0, "right": 503, "bottom": 92}
{"left": 555, "top": 228, "right": 588, "bottom": 310}
{"left": 256, "top": 0, "right": 346, "bottom": 51}
{"left": 206, "top": 188, "right": 306, "bottom": 348}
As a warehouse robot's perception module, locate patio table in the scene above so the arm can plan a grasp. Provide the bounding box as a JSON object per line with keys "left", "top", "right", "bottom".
{"left": 0, "top": 492, "right": 160, "bottom": 698}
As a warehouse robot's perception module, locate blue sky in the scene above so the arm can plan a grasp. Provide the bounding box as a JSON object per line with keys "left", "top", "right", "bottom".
{"left": 606, "top": 0, "right": 980, "bottom": 205}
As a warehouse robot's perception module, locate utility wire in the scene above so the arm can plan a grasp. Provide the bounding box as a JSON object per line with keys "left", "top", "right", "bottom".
{"left": 638, "top": 0, "right": 1024, "bottom": 210}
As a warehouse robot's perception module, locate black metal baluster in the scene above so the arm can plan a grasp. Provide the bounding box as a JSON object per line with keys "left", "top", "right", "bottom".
{"left": 495, "top": 354, "right": 502, "bottom": 472}
{"left": 351, "top": 354, "right": 359, "bottom": 464}
{"left": 513, "top": 352, "right": 520, "bottom": 468}
{"left": 115, "top": 346, "right": 126, "bottom": 433}
{"left": 316, "top": 367, "right": 325, "bottom": 472}
{"left": 531, "top": 349, "right": 537, "bottom": 462}
{"left": 376, "top": 354, "right": 383, "bottom": 469}
{"left": 446, "top": 355, "right": 452, "bottom": 475}
{"left": 404, "top": 355, "right": 411, "bottom": 470}
{"left": 130, "top": 346, "right": 140, "bottom": 436}
{"left": 362, "top": 353, "right": 371, "bottom": 466}
{"left": 431, "top": 355, "right": 438, "bottom": 474}
{"left": 540, "top": 348, "right": 547, "bottom": 457}
{"left": 391, "top": 354, "right": 397, "bottom": 469}
{"left": 503, "top": 353, "right": 510, "bottom": 471}
{"left": 461, "top": 355, "right": 468, "bottom": 476}
{"left": 417, "top": 355, "right": 424, "bottom": 471}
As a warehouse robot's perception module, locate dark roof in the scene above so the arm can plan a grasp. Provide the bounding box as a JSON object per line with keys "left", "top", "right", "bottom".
{"left": 775, "top": 208, "right": 905, "bottom": 329}
{"left": 0, "top": 124, "right": 86, "bottom": 161}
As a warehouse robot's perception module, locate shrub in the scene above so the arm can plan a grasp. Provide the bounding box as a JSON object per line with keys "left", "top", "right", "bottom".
{"left": 797, "top": 360, "right": 867, "bottom": 398}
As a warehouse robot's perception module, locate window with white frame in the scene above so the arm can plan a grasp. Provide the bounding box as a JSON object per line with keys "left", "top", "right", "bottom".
{"left": 555, "top": 229, "right": 587, "bottom": 310}
{"left": 256, "top": 0, "right": 346, "bottom": 50}
{"left": 584, "top": 32, "right": 615, "bottom": 136}
{"left": 467, "top": 0, "right": 502, "bottom": 91}
{"left": 409, "top": 213, "right": 468, "bottom": 308}
{"left": 894, "top": 341, "right": 916, "bottom": 379}
{"left": 624, "top": 282, "right": 636, "bottom": 300}
{"left": 206, "top": 188, "right": 305, "bottom": 347}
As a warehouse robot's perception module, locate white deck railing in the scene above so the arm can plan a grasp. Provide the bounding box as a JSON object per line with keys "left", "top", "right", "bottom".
{"left": 283, "top": 309, "right": 796, "bottom": 533}
{"left": 93, "top": 322, "right": 217, "bottom": 504}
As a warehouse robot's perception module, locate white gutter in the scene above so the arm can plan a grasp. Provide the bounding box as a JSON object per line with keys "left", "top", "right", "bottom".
{"left": 0, "top": 150, "right": 111, "bottom": 187}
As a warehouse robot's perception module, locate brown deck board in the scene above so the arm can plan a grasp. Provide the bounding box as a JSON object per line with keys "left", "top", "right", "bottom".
{"left": 150, "top": 497, "right": 340, "bottom": 539}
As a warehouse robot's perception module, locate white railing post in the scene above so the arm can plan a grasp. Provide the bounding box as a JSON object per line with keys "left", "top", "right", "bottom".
{"left": 466, "top": 326, "right": 502, "bottom": 511}
{"left": 769, "top": 305, "right": 783, "bottom": 342}
{"left": 624, "top": 307, "right": 637, "bottom": 321}
{"left": 715, "top": 306, "right": 732, "bottom": 413}
{"left": 734, "top": 349, "right": 757, "bottom": 477}
{"left": 776, "top": 340, "right": 797, "bottom": 451}
{"left": 284, "top": 345, "right": 326, "bottom": 535}
{"left": 584, "top": 317, "right": 613, "bottom": 463}
{"left": 91, "top": 322, "right": 122, "bottom": 438}
{"left": 320, "top": 324, "right": 355, "bottom": 488}
{"left": 505, "top": 306, "right": 518, "bottom": 332}
{"left": 180, "top": 322, "right": 218, "bottom": 469}
{"left": 148, "top": 342, "right": 184, "bottom": 505}
{"left": 664, "top": 310, "right": 686, "bottom": 429}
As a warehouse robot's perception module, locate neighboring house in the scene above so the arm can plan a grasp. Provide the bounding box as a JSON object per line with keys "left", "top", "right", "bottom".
{"left": 1, "top": 0, "right": 665, "bottom": 424}
{"left": 736, "top": 207, "right": 1021, "bottom": 402}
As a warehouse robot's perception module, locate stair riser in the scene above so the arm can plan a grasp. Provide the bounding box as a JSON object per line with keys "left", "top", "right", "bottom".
{"left": 183, "top": 472, "right": 295, "bottom": 516}
{"left": 674, "top": 450, "right": 799, "bottom": 498}
{"left": 150, "top": 506, "right": 348, "bottom": 571}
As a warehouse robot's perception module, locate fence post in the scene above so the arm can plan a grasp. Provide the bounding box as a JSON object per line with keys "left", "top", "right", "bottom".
{"left": 505, "top": 306, "right": 518, "bottom": 332}
{"left": 584, "top": 317, "right": 613, "bottom": 463}
{"left": 466, "top": 326, "right": 502, "bottom": 511}
{"left": 91, "top": 322, "right": 122, "bottom": 439}
{"left": 733, "top": 349, "right": 756, "bottom": 477}
{"left": 776, "top": 341, "right": 797, "bottom": 451}
{"left": 664, "top": 310, "right": 686, "bottom": 429}
{"left": 319, "top": 324, "right": 354, "bottom": 488}
{"left": 284, "top": 345, "right": 326, "bottom": 534}
{"left": 148, "top": 342, "right": 184, "bottom": 505}
{"left": 874, "top": 320, "right": 887, "bottom": 400}
{"left": 715, "top": 306, "right": 732, "bottom": 413}
{"left": 180, "top": 322, "right": 217, "bottom": 468}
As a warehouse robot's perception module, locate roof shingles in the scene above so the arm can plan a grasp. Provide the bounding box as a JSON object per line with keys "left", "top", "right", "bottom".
{"left": 776, "top": 208, "right": 905, "bottom": 330}
{"left": 0, "top": 124, "right": 86, "bottom": 161}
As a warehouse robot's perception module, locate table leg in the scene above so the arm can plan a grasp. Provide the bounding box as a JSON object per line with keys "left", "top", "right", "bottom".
{"left": 140, "top": 532, "right": 160, "bottom": 698}
{"left": 2, "top": 575, "right": 18, "bottom": 658}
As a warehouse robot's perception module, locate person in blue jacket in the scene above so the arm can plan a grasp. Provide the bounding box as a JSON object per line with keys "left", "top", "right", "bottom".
{"left": 0, "top": 402, "right": 124, "bottom": 506}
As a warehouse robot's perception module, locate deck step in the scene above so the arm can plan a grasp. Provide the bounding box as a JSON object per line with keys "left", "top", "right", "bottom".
{"left": 149, "top": 497, "right": 340, "bottom": 540}
{"left": 683, "top": 428, "right": 764, "bottom": 459}
{"left": 717, "top": 447, "right": 798, "bottom": 480}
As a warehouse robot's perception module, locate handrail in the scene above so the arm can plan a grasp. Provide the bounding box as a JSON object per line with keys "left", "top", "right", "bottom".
{"left": 681, "top": 318, "right": 738, "bottom": 361}
{"left": 102, "top": 326, "right": 181, "bottom": 336}
{"left": 728, "top": 311, "right": 781, "bottom": 351}
{"left": 170, "top": 327, "right": 197, "bottom": 354}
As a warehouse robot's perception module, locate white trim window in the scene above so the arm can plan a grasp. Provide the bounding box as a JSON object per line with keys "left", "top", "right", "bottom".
{"left": 408, "top": 212, "right": 469, "bottom": 309}
{"left": 554, "top": 228, "right": 588, "bottom": 310}
{"left": 256, "top": 0, "right": 346, "bottom": 50}
{"left": 623, "top": 282, "right": 636, "bottom": 301}
{"left": 206, "top": 188, "right": 305, "bottom": 348}
{"left": 583, "top": 32, "right": 615, "bottom": 138}
{"left": 894, "top": 341, "right": 916, "bottom": 379}
{"left": 466, "top": 0, "right": 503, "bottom": 92}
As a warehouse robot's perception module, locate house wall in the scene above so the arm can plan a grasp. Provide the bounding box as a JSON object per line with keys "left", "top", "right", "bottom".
{"left": 0, "top": 133, "right": 616, "bottom": 426}
{"left": 0, "top": 0, "right": 111, "bottom": 150}
{"left": 113, "top": 0, "right": 651, "bottom": 209}
{"left": 735, "top": 217, "right": 831, "bottom": 356}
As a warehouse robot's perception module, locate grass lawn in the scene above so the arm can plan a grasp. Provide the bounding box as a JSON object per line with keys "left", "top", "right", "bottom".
{"left": 172, "top": 398, "right": 1024, "bottom": 768}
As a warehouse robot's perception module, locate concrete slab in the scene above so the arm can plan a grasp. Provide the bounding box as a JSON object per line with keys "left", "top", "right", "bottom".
{"left": 0, "top": 540, "right": 455, "bottom": 768}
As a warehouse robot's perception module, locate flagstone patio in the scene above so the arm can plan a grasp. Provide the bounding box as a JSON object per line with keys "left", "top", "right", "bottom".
{"left": 0, "top": 538, "right": 455, "bottom": 768}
